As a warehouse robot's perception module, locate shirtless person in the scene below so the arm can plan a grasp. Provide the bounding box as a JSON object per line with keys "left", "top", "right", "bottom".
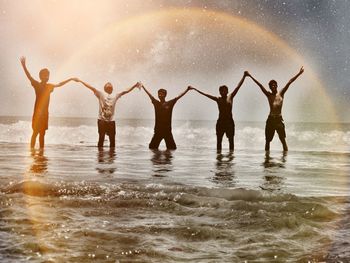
{"left": 246, "top": 67, "right": 304, "bottom": 151}
{"left": 20, "top": 56, "right": 75, "bottom": 149}
{"left": 75, "top": 79, "right": 141, "bottom": 148}
{"left": 190, "top": 71, "right": 248, "bottom": 151}
{"left": 141, "top": 85, "right": 193, "bottom": 150}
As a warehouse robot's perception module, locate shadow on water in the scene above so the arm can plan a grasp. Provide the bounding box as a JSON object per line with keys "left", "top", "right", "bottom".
{"left": 260, "top": 151, "right": 287, "bottom": 191}
{"left": 29, "top": 149, "right": 48, "bottom": 175}
{"left": 150, "top": 149, "right": 173, "bottom": 177}
{"left": 211, "top": 151, "right": 236, "bottom": 187}
{"left": 96, "top": 148, "right": 117, "bottom": 175}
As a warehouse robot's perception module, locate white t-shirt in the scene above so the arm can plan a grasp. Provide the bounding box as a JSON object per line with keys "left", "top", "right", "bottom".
{"left": 94, "top": 90, "right": 121, "bottom": 121}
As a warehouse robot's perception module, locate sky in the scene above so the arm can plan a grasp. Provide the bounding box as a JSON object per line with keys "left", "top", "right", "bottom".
{"left": 0, "top": 0, "right": 349, "bottom": 122}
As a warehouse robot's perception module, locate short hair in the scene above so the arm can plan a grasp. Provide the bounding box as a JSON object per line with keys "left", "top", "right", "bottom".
{"left": 269, "top": 80, "right": 277, "bottom": 86}
{"left": 39, "top": 68, "right": 49, "bottom": 79}
{"left": 219, "top": 85, "right": 228, "bottom": 92}
{"left": 104, "top": 82, "right": 113, "bottom": 93}
{"left": 158, "top": 89, "right": 167, "bottom": 95}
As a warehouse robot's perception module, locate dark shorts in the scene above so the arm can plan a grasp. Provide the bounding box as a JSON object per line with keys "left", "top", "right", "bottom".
{"left": 32, "top": 113, "right": 48, "bottom": 133}
{"left": 149, "top": 130, "right": 177, "bottom": 150}
{"left": 265, "top": 115, "right": 286, "bottom": 142}
{"left": 98, "top": 120, "right": 116, "bottom": 136}
{"left": 216, "top": 119, "right": 235, "bottom": 138}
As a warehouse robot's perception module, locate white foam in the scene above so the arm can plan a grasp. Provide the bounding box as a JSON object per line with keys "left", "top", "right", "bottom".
{"left": 0, "top": 120, "right": 349, "bottom": 152}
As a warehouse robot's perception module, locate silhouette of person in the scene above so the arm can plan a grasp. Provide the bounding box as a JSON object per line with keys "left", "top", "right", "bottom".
{"left": 141, "top": 84, "right": 193, "bottom": 150}
{"left": 74, "top": 79, "right": 141, "bottom": 148}
{"left": 20, "top": 56, "right": 75, "bottom": 149}
{"left": 246, "top": 67, "right": 304, "bottom": 151}
{"left": 190, "top": 72, "right": 248, "bottom": 151}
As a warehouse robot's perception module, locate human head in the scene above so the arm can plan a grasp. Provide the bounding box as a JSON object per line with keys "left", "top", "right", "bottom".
{"left": 39, "top": 68, "right": 50, "bottom": 83}
{"left": 104, "top": 82, "right": 113, "bottom": 94}
{"left": 269, "top": 80, "right": 278, "bottom": 94}
{"left": 219, "top": 85, "right": 228, "bottom": 97}
{"left": 158, "top": 89, "right": 167, "bottom": 101}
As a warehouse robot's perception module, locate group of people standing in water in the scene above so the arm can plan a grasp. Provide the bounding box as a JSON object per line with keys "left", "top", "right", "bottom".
{"left": 20, "top": 56, "right": 304, "bottom": 152}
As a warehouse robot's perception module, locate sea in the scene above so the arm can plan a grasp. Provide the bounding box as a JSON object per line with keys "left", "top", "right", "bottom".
{"left": 0, "top": 116, "right": 349, "bottom": 262}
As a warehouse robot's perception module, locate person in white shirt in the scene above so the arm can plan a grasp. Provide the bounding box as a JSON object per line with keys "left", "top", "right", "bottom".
{"left": 75, "top": 79, "right": 141, "bottom": 147}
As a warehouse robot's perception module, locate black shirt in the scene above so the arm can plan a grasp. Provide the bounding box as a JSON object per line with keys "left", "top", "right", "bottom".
{"left": 152, "top": 97, "right": 178, "bottom": 132}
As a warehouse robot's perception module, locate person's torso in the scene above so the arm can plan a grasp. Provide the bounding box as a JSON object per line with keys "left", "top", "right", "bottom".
{"left": 268, "top": 92, "right": 283, "bottom": 116}
{"left": 216, "top": 97, "right": 233, "bottom": 121}
{"left": 153, "top": 100, "right": 176, "bottom": 130}
{"left": 98, "top": 92, "right": 118, "bottom": 121}
{"left": 34, "top": 82, "right": 54, "bottom": 115}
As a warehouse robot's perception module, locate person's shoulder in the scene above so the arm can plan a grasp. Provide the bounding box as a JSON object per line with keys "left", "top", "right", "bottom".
{"left": 30, "top": 79, "right": 40, "bottom": 88}
{"left": 47, "top": 83, "right": 55, "bottom": 91}
{"left": 152, "top": 97, "right": 159, "bottom": 104}
{"left": 94, "top": 89, "right": 103, "bottom": 97}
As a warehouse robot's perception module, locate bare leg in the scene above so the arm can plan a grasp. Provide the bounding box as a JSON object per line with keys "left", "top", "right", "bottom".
{"left": 216, "top": 133, "right": 224, "bottom": 151}
{"left": 39, "top": 131, "right": 45, "bottom": 149}
{"left": 31, "top": 131, "right": 39, "bottom": 148}
{"left": 265, "top": 141, "right": 270, "bottom": 151}
{"left": 280, "top": 137, "right": 288, "bottom": 151}
{"left": 228, "top": 136, "right": 234, "bottom": 151}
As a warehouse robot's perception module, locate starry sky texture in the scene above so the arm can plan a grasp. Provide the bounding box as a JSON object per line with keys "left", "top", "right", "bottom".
{"left": 0, "top": 0, "right": 349, "bottom": 121}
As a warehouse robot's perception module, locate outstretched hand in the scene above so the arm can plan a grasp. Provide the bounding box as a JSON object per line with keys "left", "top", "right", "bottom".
{"left": 20, "top": 56, "right": 26, "bottom": 66}
{"left": 299, "top": 66, "right": 304, "bottom": 74}
{"left": 136, "top": 82, "right": 143, "bottom": 90}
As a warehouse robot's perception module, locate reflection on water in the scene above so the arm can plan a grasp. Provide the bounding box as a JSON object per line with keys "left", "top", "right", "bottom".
{"left": 212, "top": 151, "right": 235, "bottom": 187}
{"left": 96, "top": 148, "right": 116, "bottom": 174}
{"left": 150, "top": 150, "right": 173, "bottom": 177}
{"left": 29, "top": 149, "right": 48, "bottom": 175}
{"left": 263, "top": 151, "right": 287, "bottom": 169}
{"left": 261, "top": 151, "right": 287, "bottom": 191}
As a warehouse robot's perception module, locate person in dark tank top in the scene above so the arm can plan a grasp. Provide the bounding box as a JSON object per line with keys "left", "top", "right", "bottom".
{"left": 141, "top": 84, "right": 193, "bottom": 150}
{"left": 190, "top": 71, "right": 249, "bottom": 151}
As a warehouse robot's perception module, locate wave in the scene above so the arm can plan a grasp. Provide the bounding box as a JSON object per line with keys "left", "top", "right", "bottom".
{"left": 0, "top": 120, "right": 349, "bottom": 152}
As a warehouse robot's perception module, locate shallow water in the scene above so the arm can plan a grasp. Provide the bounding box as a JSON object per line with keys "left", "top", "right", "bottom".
{"left": 0, "top": 117, "right": 349, "bottom": 262}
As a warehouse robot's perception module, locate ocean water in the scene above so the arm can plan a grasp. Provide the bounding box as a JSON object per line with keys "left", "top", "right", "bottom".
{"left": 0, "top": 116, "right": 349, "bottom": 262}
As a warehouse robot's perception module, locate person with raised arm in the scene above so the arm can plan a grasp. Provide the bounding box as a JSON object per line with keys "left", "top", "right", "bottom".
{"left": 20, "top": 56, "right": 75, "bottom": 149}
{"left": 246, "top": 67, "right": 304, "bottom": 151}
{"left": 74, "top": 78, "right": 141, "bottom": 148}
{"left": 141, "top": 84, "right": 193, "bottom": 150}
{"left": 190, "top": 71, "right": 248, "bottom": 151}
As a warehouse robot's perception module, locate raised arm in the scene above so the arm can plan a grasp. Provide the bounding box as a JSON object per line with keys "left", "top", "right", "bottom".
{"left": 75, "top": 78, "right": 97, "bottom": 93}
{"left": 53, "top": 78, "right": 75, "bottom": 88}
{"left": 20, "top": 56, "right": 36, "bottom": 83}
{"left": 190, "top": 86, "right": 217, "bottom": 102}
{"left": 141, "top": 85, "right": 156, "bottom": 101}
{"left": 229, "top": 72, "right": 248, "bottom": 100}
{"left": 280, "top": 66, "right": 304, "bottom": 96}
{"left": 174, "top": 86, "right": 192, "bottom": 101}
{"left": 246, "top": 71, "right": 269, "bottom": 97}
{"left": 118, "top": 82, "right": 141, "bottom": 97}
